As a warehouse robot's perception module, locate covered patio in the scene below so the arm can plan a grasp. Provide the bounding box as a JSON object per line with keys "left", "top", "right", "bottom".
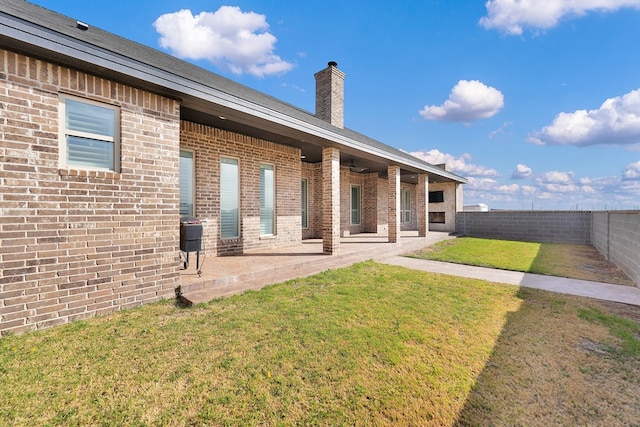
{"left": 177, "top": 231, "right": 455, "bottom": 305}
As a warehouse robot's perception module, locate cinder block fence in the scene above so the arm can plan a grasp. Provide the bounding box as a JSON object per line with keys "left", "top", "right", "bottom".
{"left": 457, "top": 210, "right": 640, "bottom": 286}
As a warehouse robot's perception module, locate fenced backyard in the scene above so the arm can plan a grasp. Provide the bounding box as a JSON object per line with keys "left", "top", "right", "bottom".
{"left": 457, "top": 210, "right": 640, "bottom": 285}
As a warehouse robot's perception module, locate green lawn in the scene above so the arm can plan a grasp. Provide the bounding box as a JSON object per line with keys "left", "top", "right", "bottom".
{"left": 1, "top": 260, "right": 638, "bottom": 425}
{"left": 409, "top": 237, "right": 541, "bottom": 272}
{"left": 408, "top": 237, "right": 636, "bottom": 286}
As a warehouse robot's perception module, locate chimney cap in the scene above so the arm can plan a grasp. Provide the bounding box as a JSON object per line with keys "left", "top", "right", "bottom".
{"left": 328, "top": 61, "right": 338, "bottom": 68}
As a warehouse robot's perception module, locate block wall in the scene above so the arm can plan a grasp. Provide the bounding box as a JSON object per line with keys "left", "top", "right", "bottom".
{"left": 180, "top": 122, "right": 301, "bottom": 256}
{"left": 0, "top": 49, "right": 181, "bottom": 335}
{"left": 592, "top": 211, "right": 640, "bottom": 285}
{"left": 456, "top": 211, "right": 592, "bottom": 244}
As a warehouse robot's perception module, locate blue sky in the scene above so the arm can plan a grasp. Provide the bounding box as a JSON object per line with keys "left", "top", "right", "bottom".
{"left": 30, "top": 0, "right": 640, "bottom": 210}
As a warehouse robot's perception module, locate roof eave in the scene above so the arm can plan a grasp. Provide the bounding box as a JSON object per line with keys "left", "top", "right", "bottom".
{"left": 0, "top": 10, "right": 466, "bottom": 184}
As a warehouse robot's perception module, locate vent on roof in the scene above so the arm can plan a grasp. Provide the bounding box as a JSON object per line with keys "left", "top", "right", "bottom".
{"left": 76, "top": 21, "right": 89, "bottom": 31}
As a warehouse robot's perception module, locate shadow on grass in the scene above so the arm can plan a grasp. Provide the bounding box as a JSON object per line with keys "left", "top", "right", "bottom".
{"left": 453, "top": 285, "right": 639, "bottom": 426}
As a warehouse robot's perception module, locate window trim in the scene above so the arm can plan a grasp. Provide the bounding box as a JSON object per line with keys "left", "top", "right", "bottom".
{"left": 350, "top": 184, "right": 361, "bottom": 225}
{"left": 59, "top": 93, "right": 120, "bottom": 172}
{"left": 220, "top": 156, "right": 240, "bottom": 240}
{"left": 259, "top": 163, "right": 275, "bottom": 237}
{"left": 179, "top": 149, "right": 195, "bottom": 217}
{"left": 301, "top": 177, "right": 308, "bottom": 229}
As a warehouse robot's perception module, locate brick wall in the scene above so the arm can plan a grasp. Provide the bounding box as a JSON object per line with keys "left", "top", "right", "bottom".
{"left": 377, "top": 177, "right": 388, "bottom": 234}
{"left": 0, "top": 49, "right": 181, "bottom": 335}
{"left": 301, "top": 162, "right": 322, "bottom": 239}
{"left": 363, "top": 172, "right": 379, "bottom": 233}
{"left": 180, "top": 122, "right": 301, "bottom": 256}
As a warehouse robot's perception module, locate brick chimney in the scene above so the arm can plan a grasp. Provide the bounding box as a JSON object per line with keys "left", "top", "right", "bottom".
{"left": 314, "top": 61, "right": 345, "bottom": 129}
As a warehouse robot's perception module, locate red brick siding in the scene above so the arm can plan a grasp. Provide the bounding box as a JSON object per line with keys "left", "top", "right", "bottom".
{"left": 377, "top": 177, "right": 389, "bottom": 233}
{"left": 0, "top": 49, "right": 181, "bottom": 335}
{"left": 180, "top": 122, "right": 301, "bottom": 256}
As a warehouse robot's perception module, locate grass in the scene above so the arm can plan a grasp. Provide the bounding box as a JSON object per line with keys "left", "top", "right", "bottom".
{"left": 409, "top": 237, "right": 636, "bottom": 286}
{"left": 409, "top": 237, "right": 541, "bottom": 271}
{"left": 579, "top": 307, "right": 640, "bottom": 356}
{"left": 1, "top": 261, "right": 639, "bottom": 425}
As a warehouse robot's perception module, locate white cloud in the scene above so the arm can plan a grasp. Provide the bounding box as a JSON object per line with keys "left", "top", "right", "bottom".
{"left": 419, "top": 80, "right": 504, "bottom": 123}
{"left": 409, "top": 149, "right": 500, "bottom": 177}
{"left": 535, "top": 171, "right": 578, "bottom": 193}
{"left": 488, "top": 121, "right": 512, "bottom": 139}
{"left": 510, "top": 163, "right": 532, "bottom": 179}
{"left": 480, "top": 0, "right": 640, "bottom": 35}
{"left": 153, "top": 7, "right": 293, "bottom": 77}
{"left": 496, "top": 184, "right": 520, "bottom": 194}
{"left": 528, "top": 89, "right": 640, "bottom": 147}
{"left": 465, "top": 177, "right": 500, "bottom": 191}
{"left": 538, "top": 171, "right": 574, "bottom": 184}
{"left": 465, "top": 163, "right": 640, "bottom": 210}
{"left": 623, "top": 161, "right": 640, "bottom": 179}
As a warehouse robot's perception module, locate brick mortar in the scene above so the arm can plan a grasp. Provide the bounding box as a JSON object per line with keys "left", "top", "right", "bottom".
{"left": 1, "top": 49, "right": 180, "bottom": 335}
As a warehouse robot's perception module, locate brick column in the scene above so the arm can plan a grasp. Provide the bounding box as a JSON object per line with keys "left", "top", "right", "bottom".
{"left": 323, "top": 147, "right": 341, "bottom": 254}
{"left": 388, "top": 165, "right": 401, "bottom": 243}
{"left": 417, "top": 173, "right": 429, "bottom": 237}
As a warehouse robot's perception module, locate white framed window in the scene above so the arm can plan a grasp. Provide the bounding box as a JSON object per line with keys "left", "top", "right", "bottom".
{"left": 179, "top": 150, "right": 195, "bottom": 217}
{"left": 220, "top": 157, "right": 240, "bottom": 239}
{"left": 301, "top": 178, "right": 308, "bottom": 229}
{"left": 59, "top": 94, "right": 120, "bottom": 171}
{"left": 260, "top": 163, "right": 275, "bottom": 236}
{"left": 402, "top": 188, "right": 411, "bottom": 223}
{"left": 351, "top": 185, "right": 361, "bottom": 225}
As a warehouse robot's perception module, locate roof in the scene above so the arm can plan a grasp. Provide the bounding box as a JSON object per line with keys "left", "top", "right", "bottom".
{"left": 0, "top": 0, "right": 466, "bottom": 184}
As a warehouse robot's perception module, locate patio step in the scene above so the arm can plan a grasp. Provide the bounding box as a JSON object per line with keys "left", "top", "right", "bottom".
{"left": 178, "top": 235, "right": 449, "bottom": 306}
{"left": 178, "top": 246, "right": 379, "bottom": 306}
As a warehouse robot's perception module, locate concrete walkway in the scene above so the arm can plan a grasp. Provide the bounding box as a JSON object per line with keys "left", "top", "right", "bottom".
{"left": 381, "top": 256, "right": 640, "bottom": 306}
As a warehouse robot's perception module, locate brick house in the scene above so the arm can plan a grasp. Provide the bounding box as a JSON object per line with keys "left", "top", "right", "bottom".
{"left": 0, "top": 1, "right": 466, "bottom": 335}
